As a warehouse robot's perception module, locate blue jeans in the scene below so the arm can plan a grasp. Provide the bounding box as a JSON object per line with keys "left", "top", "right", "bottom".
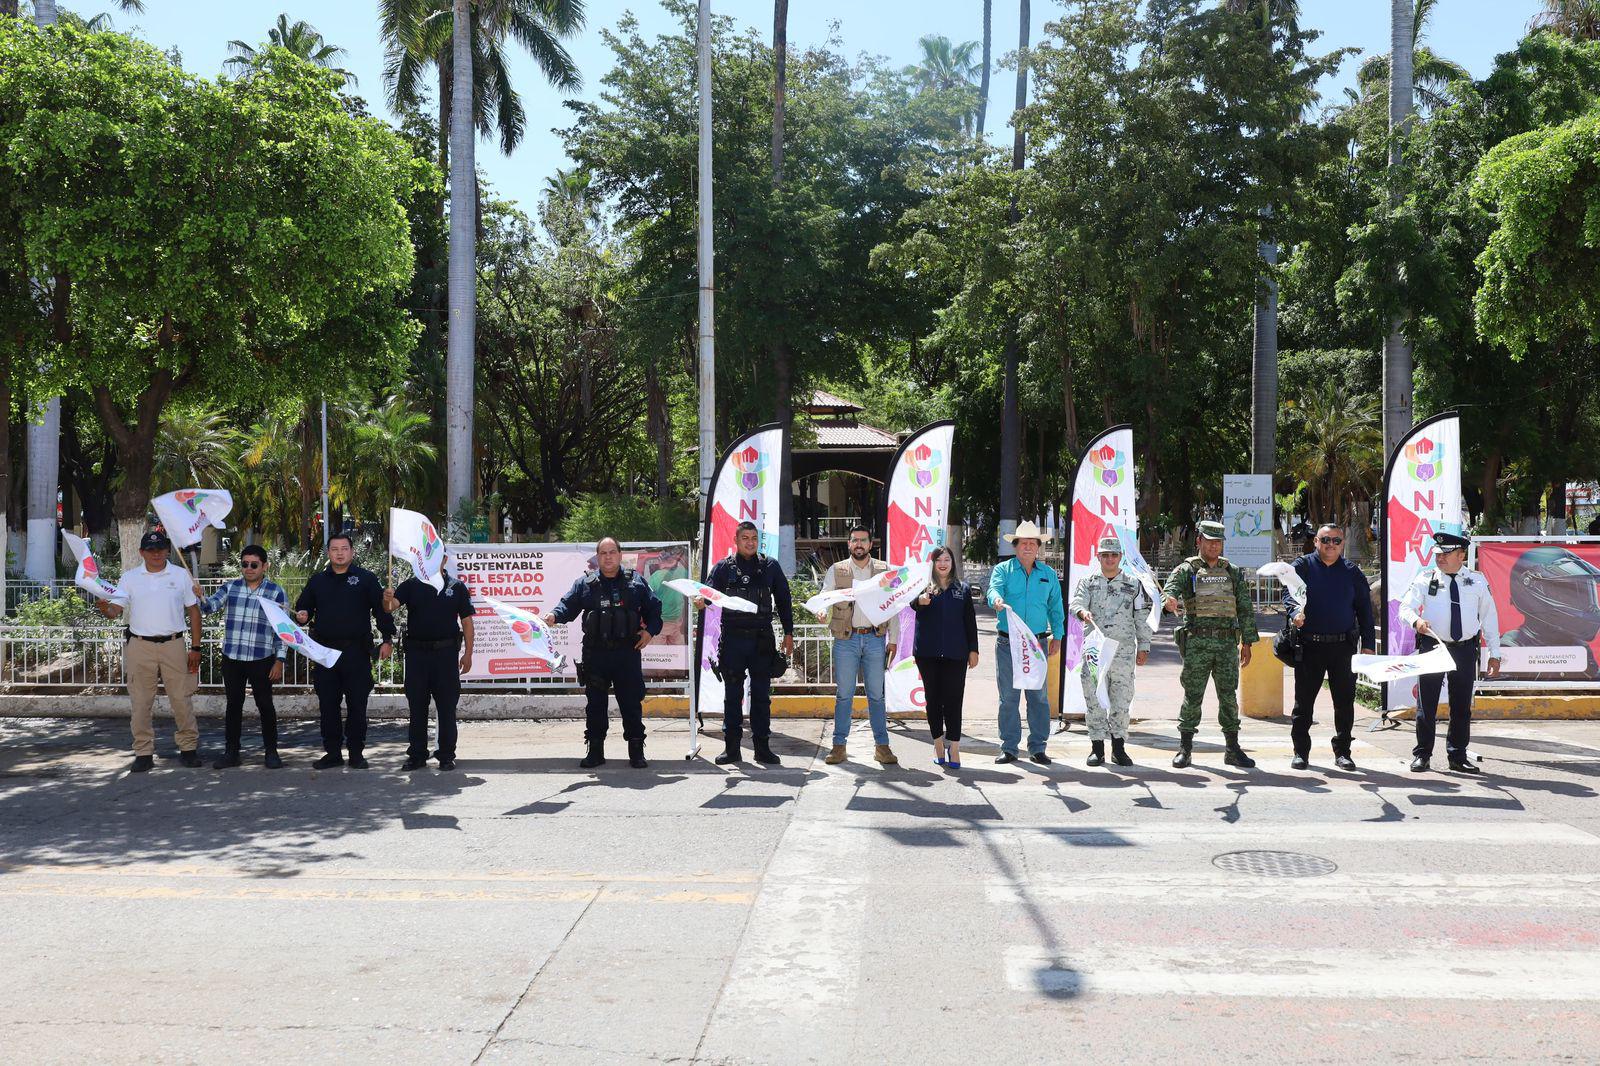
{"left": 832, "top": 632, "right": 889, "bottom": 745}
{"left": 995, "top": 634, "right": 1050, "bottom": 755}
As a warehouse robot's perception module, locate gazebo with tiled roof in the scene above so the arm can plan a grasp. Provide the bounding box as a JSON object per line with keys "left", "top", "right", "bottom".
{"left": 792, "top": 390, "right": 901, "bottom": 565}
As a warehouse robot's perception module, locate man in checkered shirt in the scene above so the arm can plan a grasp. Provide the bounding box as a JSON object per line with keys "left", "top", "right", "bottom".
{"left": 193, "top": 545, "right": 290, "bottom": 769}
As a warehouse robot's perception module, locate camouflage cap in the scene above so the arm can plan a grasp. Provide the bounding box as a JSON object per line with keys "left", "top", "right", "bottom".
{"left": 1096, "top": 536, "right": 1123, "bottom": 555}
{"left": 1197, "top": 520, "right": 1225, "bottom": 541}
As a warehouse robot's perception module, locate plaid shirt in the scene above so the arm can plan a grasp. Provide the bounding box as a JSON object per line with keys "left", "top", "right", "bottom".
{"left": 200, "top": 578, "right": 290, "bottom": 661}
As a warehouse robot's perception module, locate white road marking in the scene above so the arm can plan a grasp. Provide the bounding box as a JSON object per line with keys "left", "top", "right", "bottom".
{"left": 1014, "top": 821, "right": 1600, "bottom": 846}
{"left": 988, "top": 872, "right": 1600, "bottom": 908}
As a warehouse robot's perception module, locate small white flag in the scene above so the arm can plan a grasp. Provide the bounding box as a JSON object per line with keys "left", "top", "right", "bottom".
{"left": 666, "top": 578, "right": 758, "bottom": 613}
{"left": 151, "top": 489, "right": 234, "bottom": 550}
{"left": 1004, "top": 606, "right": 1049, "bottom": 691}
{"left": 852, "top": 561, "right": 933, "bottom": 626}
{"left": 1259, "top": 560, "right": 1307, "bottom": 606}
{"left": 1083, "top": 630, "right": 1120, "bottom": 711}
{"left": 803, "top": 587, "right": 857, "bottom": 616}
{"left": 390, "top": 507, "right": 445, "bottom": 590}
{"left": 61, "top": 530, "right": 126, "bottom": 604}
{"left": 485, "top": 598, "right": 569, "bottom": 671}
{"left": 1352, "top": 643, "right": 1457, "bottom": 684}
{"left": 257, "top": 598, "right": 341, "bottom": 668}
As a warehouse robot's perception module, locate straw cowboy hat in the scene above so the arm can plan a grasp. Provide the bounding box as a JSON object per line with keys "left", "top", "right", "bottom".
{"left": 1003, "top": 520, "right": 1053, "bottom": 545}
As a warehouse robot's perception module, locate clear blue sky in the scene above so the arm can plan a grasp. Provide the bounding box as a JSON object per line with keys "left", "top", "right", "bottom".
{"left": 97, "top": 0, "right": 1545, "bottom": 211}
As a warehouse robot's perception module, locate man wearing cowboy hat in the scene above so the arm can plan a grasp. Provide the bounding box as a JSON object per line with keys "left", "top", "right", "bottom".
{"left": 1069, "top": 535, "right": 1152, "bottom": 767}
{"left": 987, "top": 520, "right": 1066, "bottom": 764}
{"left": 1161, "top": 520, "right": 1259, "bottom": 769}
{"left": 1399, "top": 530, "right": 1501, "bottom": 773}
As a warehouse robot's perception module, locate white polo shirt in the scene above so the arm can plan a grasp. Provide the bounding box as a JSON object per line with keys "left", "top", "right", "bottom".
{"left": 119, "top": 563, "right": 198, "bottom": 638}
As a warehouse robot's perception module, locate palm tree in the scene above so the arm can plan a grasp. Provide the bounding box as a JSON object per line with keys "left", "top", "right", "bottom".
{"left": 153, "top": 402, "right": 243, "bottom": 494}
{"left": 1286, "top": 382, "right": 1383, "bottom": 538}
{"left": 998, "top": 0, "right": 1029, "bottom": 556}
{"left": 1356, "top": 0, "right": 1467, "bottom": 115}
{"left": 1531, "top": 0, "right": 1600, "bottom": 40}
{"left": 772, "top": 0, "right": 795, "bottom": 573}
{"left": 1384, "top": 0, "right": 1417, "bottom": 461}
{"left": 909, "top": 35, "right": 980, "bottom": 92}
{"left": 226, "top": 14, "right": 358, "bottom": 87}
{"left": 977, "top": 0, "right": 992, "bottom": 137}
{"left": 338, "top": 394, "right": 439, "bottom": 522}
{"left": 17, "top": 0, "right": 145, "bottom": 29}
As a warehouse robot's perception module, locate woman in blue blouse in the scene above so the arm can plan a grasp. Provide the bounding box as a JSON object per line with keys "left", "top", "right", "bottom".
{"left": 912, "top": 547, "right": 979, "bottom": 769}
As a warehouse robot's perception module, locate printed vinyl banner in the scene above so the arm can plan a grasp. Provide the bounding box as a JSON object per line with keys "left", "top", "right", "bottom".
{"left": 1381, "top": 412, "right": 1463, "bottom": 710}
{"left": 1475, "top": 539, "right": 1600, "bottom": 684}
{"left": 884, "top": 420, "right": 956, "bottom": 715}
{"left": 449, "top": 542, "right": 692, "bottom": 680}
{"left": 1222, "top": 474, "right": 1274, "bottom": 569}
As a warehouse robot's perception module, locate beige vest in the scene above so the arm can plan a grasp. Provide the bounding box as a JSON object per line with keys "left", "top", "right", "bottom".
{"left": 828, "top": 557, "right": 890, "bottom": 639}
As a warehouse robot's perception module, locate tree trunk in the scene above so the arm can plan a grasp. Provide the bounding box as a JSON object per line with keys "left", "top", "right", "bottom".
{"left": 997, "top": 0, "right": 1030, "bottom": 557}
{"left": 772, "top": 0, "right": 796, "bottom": 573}
{"left": 647, "top": 358, "right": 671, "bottom": 499}
{"left": 1382, "top": 0, "right": 1415, "bottom": 458}
{"left": 445, "top": 0, "right": 478, "bottom": 522}
{"left": 771, "top": 0, "right": 788, "bottom": 185}
{"left": 1251, "top": 237, "right": 1279, "bottom": 477}
{"left": 977, "top": 0, "right": 992, "bottom": 138}
{"left": 92, "top": 371, "right": 173, "bottom": 568}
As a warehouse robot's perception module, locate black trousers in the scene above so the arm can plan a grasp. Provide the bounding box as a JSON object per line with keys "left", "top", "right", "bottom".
{"left": 312, "top": 643, "right": 373, "bottom": 757}
{"left": 1415, "top": 636, "right": 1477, "bottom": 760}
{"left": 404, "top": 643, "right": 462, "bottom": 760}
{"left": 915, "top": 655, "right": 968, "bottom": 742}
{"left": 1290, "top": 639, "right": 1358, "bottom": 757}
{"left": 583, "top": 644, "right": 645, "bottom": 743}
{"left": 719, "top": 630, "right": 773, "bottom": 743}
{"left": 221, "top": 654, "right": 279, "bottom": 753}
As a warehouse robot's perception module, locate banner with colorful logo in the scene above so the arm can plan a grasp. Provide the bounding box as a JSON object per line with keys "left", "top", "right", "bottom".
{"left": 484, "top": 597, "right": 568, "bottom": 672}
{"left": 1062, "top": 426, "right": 1155, "bottom": 717}
{"left": 60, "top": 530, "right": 126, "bottom": 603}
{"left": 853, "top": 560, "right": 934, "bottom": 627}
{"left": 1380, "top": 411, "right": 1463, "bottom": 710}
{"left": 665, "top": 578, "right": 757, "bottom": 613}
{"left": 257, "top": 598, "right": 341, "bottom": 668}
{"left": 390, "top": 507, "right": 445, "bottom": 590}
{"left": 883, "top": 420, "right": 955, "bottom": 714}
{"left": 696, "top": 424, "right": 788, "bottom": 718}
{"left": 151, "top": 489, "right": 234, "bottom": 550}
{"left": 1004, "top": 607, "right": 1049, "bottom": 690}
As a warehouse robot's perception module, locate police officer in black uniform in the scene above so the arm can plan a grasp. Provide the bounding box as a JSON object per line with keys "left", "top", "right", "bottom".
{"left": 384, "top": 553, "right": 475, "bottom": 772}
{"left": 548, "top": 537, "right": 664, "bottom": 769}
{"left": 696, "top": 521, "right": 795, "bottom": 766}
{"left": 294, "top": 532, "right": 395, "bottom": 769}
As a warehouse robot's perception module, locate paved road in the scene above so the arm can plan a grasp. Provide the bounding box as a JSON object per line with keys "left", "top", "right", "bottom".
{"left": 2, "top": 696, "right": 1599, "bottom": 1065}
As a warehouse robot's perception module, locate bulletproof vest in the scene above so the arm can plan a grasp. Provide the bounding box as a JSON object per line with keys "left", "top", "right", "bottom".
{"left": 581, "top": 571, "right": 640, "bottom": 644}
{"left": 722, "top": 555, "right": 775, "bottom": 627}
{"left": 1190, "top": 559, "right": 1239, "bottom": 619}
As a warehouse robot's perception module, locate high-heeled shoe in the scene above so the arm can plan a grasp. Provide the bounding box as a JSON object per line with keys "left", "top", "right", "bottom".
{"left": 946, "top": 749, "right": 961, "bottom": 769}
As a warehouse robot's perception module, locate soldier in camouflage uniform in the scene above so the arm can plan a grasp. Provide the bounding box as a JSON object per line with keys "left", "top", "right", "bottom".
{"left": 1069, "top": 536, "right": 1152, "bottom": 767}
{"left": 1160, "top": 520, "right": 1259, "bottom": 769}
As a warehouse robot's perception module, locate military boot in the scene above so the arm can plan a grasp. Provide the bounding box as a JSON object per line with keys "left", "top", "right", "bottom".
{"left": 1110, "top": 737, "right": 1134, "bottom": 766}
{"left": 715, "top": 736, "right": 742, "bottom": 765}
{"left": 1086, "top": 740, "right": 1105, "bottom": 767}
{"left": 1171, "top": 732, "right": 1194, "bottom": 769}
{"left": 1223, "top": 732, "right": 1256, "bottom": 769}
{"left": 580, "top": 740, "right": 606, "bottom": 769}
{"left": 628, "top": 739, "right": 648, "bottom": 769}
{"left": 753, "top": 738, "right": 780, "bottom": 765}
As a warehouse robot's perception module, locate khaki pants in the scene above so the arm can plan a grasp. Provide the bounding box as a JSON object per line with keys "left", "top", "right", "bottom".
{"left": 126, "top": 637, "right": 199, "bottom": 756}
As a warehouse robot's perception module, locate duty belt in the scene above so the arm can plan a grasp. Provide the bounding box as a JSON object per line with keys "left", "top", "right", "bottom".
{"left": 406, "top": 637, "right": 460, "bottom": 650}
{"left": 1302, "top": 632, "right": 1352, "bottom": 644}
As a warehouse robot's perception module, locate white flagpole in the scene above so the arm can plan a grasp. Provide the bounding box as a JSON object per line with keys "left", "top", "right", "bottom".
{"left": 320, "top": 399, "right": 331, "bottom": 551}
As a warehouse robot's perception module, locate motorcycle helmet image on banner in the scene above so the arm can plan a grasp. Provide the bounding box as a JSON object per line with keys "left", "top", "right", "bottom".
{"left": 1502, "top": 546, "right": 1600, "bottom": 681}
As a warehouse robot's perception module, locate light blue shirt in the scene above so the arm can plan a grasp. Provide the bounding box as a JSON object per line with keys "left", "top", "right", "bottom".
{"left": 987, "top": 557, "right": 1065, "bottom": 639}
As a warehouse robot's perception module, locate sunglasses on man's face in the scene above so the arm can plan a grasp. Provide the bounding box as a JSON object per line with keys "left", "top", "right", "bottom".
{"left": 1319, "top": 537, "right": 1343, "bottom": 545}
{"left": 241, "top": 561, "right": 264, "bottom": 569}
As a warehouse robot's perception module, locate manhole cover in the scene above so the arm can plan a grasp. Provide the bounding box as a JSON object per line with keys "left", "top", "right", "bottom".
{"left": 1212, "top": 850, "right": 1338, "bottom": 878}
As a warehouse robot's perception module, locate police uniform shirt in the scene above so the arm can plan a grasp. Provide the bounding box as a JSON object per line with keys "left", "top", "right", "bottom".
{"left": 294, "top": 564, "right": 397, "bottom": 643}
{"left": 548, "top": 570, "right": 665, "bottom": 637}
{"left": 119, "top": 563, "right": 198, "bottom": 637}
{"left": 394, "top": 576, "right": 473, "bottom": 642}
{"left": 1399, "top": 565, "right": 1501, "bottom": 656}
{"left": 707, "top": 553, "right": 795, "bottom": 634}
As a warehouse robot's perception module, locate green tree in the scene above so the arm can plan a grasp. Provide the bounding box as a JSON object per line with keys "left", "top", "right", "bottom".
{"left": 338, "top": 392, "right": 439, "bottom": 522}
{"left": 152, "top": 401, "right": 243, "bottom": 494}
{"left": 227, "top": 14, "right": 358, "bottom": 88}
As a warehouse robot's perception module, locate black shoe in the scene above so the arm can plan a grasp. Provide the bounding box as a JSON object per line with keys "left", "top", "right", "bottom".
{"left": 1290, "top": 754, "right": 1309, "bottom": 770}
{"left": 628, "top": 740, "right": 649, "bottom": 769}
{"left": 212, "top": 751, "right": 242, "bottom": 770}
{"left": 1086, "top": 741, "right": 1105, "bottom": 767}
{"left": 1223, "top": 733, "right": 1256, "bottom": 769}
{"left": 995, "top": 751, "right": 1018, "bottom": 764}
{"left": 312, "top": 753, "right": 344, "bottom": 770}
{"left": 1410, "top": 756, "right": 1430, "bottom": 773}
{"left": 580, "top": 741, "right": 606, "bottom": 769}
{"left": 403, "top": 756, "right": 428, "bottom": 771}
{"left": 1110, "top": 738, "right": 1133, "bottom": 767}
{"left": 1172, "top": 734, "right": 1194, "bottom": 769}
{"left": 1030, "top": 751, "right": 1052, "bottom": 765}
{"left": 264, "top": 751, "right": 284, "bottom": 769}
{"left": 131, "top": 755, "right": 154, "bottom": 773}
{"left": 714, "top": 749, "right": 741, "bottom": 766}
{"left": 348, "top": 755, "right": 370, "bottom": 770}
{"left": 1334, "top": 754, "right": 1358, "bottom": 772}
{"left": 178, "top": 749, "right": 202, "bottom": 768}
{"left": 752, "top": 739, "right": 779, "bottom": 765}
{"left": 438, "top": 757, "right": 456, "bottom": 771}
{"left": 1448, "top": 757, "right": 1480, "bottom": 774}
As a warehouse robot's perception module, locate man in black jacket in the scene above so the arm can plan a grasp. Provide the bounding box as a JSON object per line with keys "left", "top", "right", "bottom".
{"left": 294, "top": 533, "right": 395, "bottom": 769}
{"left": 1284, "top": 523, "right": 1374, "bottom": 771}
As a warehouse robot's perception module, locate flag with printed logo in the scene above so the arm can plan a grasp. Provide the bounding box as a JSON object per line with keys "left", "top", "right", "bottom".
{"left": 1004, "top": 607, "right": 1049, "bottom": 690}
{"left": 390, "top": 507, "right": 446, "bottom": 590}
{"left": 61, "top": 530, "right": 126, "bottom": 604}
{"left": 257, "top": 598, "right": 341, "bottom": 668}
{"left": 485, "top": 598, "right": 569, "bottom": 672}
{"left": 853, "top": 560, "right": 933, "bottom": 627}
{"left": 666, "top": 578, "right": 758, "bottom": 613}
{"left": 151, "top": 489, "right": 234, "bottom": 550}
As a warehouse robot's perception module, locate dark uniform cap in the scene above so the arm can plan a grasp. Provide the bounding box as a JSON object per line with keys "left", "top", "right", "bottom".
{"left": 1434, "top": 531, "right": 1470, "bottom": 552}
{"left": 1196, "top": 521, "right": 1225, "bottom": 542}
{"left": 140, "top": 531, "right": 170, "bottom": 550}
